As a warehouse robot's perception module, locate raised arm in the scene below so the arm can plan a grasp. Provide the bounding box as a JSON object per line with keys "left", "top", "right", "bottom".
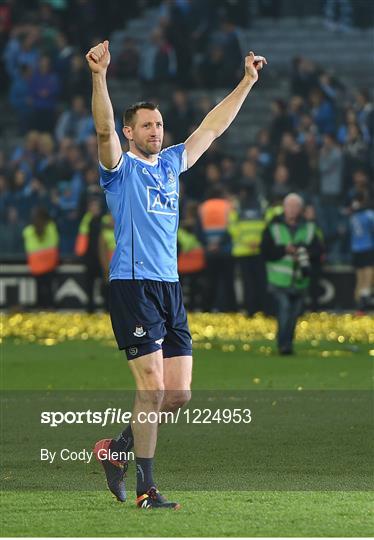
{"left": 86, "top": 40, "right": 122, "bottom": 169}
{"left": 185, "top": 52, "right": 267, "bottom": 168}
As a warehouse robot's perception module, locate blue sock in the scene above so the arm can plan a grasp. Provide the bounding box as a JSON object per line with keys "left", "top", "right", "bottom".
{"left": 136, "top": 457, "right": 155, "bottom": 495}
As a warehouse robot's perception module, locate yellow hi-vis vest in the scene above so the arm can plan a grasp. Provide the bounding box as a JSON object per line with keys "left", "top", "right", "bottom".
{"left": 23, "top": 222, "right": 59, "bottom": 275}
{"left": 101, "top": 214, "right": 116, "bottom": 260}
{"left": 228, "top": 210, "right": 265, "bottom": 257}
{"left": 265, "top": 205, "right": 283, "bottom": 223}
{"left": 266, "top": 221, "right": 316, "bottom": 289}
{"left": 177, "top": 228, "right": 205, "bottom": 274}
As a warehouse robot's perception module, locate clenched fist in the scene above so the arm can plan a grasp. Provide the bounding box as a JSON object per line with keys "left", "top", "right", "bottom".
{"left": 86, "top": 40, "right": 111, "bottom": 74}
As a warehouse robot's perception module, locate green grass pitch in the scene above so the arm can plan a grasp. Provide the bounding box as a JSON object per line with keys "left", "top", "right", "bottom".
{"left": 1, "top": 338, "right": 373, "bottom": 537}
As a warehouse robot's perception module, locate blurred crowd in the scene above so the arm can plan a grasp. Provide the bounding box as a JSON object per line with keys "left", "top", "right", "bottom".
{"left": 0, "top": 0, "right": 373, "bottom": 311}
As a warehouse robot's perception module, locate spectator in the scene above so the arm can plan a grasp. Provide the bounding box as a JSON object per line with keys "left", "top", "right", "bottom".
{"left": 84, "top": 134, "right": 99, "bottom": 164}
{"left": 301, "top": 132, "right": 319, "bottom": 194}
{"left": 244, "top": 145, "right": 262, "bottom": 168}
{"left": 290, "top": 57, "right": 318, "bottom": 99}
{"left": 54, "top": 31, "right": 75, "bottom": 86}
{"left": 0, "top": 206, "right": 25, "bottom": 255}
{"left": 24, "top": 175, "right": 49, "bottom": 209}
{"left": 29, "top": 54, "right": 60, "bottom": 132}
{"left": 139, "top": 27, "right": 177, "bottom": 87}
{"left": 10, "top": 130, "right": 40, "bottom": 177}
{"left": 256, "top": 128, "right": 273, "bottom": 175}
{"left": 198, "top": 44, "right": 234, "bottom": 88}
{"left": 261, "top": 193, "right": 323, "bottom": 354}
{"left": 0, "top": 173, "right": 10, "bottom": 223}
{"left": 65, "top": 53, "right": 91, "bottom": 101}
{"left": 9, "top": 63, "right": 33, "bottom": 134}
{"left": 269, "top": 164, "right": 292, "bottom": 202}
{"left": 9, "top": 168, "right": 30, "bottom": 219}
{"left": 349, "top": 194, "right": 374, "bottom": 311}
{"left": 78, "top": 166, "right": 102, "bottom": 216}
{"left": 296, "top": 113, "right": 318, "bottom": 145}
{"left": 213, "top": 18, "right": 243, "bottom": 82}
{"left": 337, "top": 108, "right": 358, "bottom": 144}
{"left": 4, "top": 29, "right": 40, "bottom": 81}
{"left": 355, "top": 89, "right": 374, "bottom": 144}
{"left": 346, "top": 169, "right": 373, "bottom": 207}
{"left": 220, "top": 156, "right": 238, "bottom": 185}
{"left": 318, "top": 72, "right": 339, "bottom": 102}
{"left": 343, "top": 123, "right": 369, "bottom": 178}
{"left": 269, "top": 99, "right": 294, "bottom": 148}
{"left": 318, "top": 133, "right": 344, "bottom": 262}
{"left": 319, "top": 133, "right": 343, "bottom": 197}
{"left": 324, "top": 0, "right": 353, "bottom": 32}
{"left": 164, "top": 89, "right": 194, "bottom": 142}
{"left": 112, "top": 37, "right": 140, "bottom": 80}
{"left": 55, "top": 95, "right": 94, "bottom": 143}
{"left": 288, "top": 95, "right": 305, "bottom": 131}
{"left": 309, "top": 88, "right": 336, "bottom": 135}
{"left": 235, "top": 159, "right": 264, "bottom": 200}
{"left": 36, "top": 133, "right": 58, "bottom": 189}
{"left": 278, "top": 132, "right": 310, "bottom": 191}
{"left": 204, "top": 162, "right": 222, "bottom": 192}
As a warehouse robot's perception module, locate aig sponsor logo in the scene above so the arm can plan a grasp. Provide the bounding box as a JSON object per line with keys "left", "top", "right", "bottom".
{"left": 146, "top": 186, "right": 179, "bottom": 216}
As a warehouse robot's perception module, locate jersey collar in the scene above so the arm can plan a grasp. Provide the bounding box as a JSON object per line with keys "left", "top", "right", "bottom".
{"left": 127, "top": 151, "right": 159, "bottom": 167}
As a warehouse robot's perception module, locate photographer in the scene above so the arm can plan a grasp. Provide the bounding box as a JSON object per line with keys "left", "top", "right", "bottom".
{"left": 261, "top": 194, "right": 323, "bottom": 354}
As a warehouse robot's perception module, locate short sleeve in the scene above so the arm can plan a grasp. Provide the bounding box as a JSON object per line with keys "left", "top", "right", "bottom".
{"left": 160, "top": 143, "right": 188, "bottom": 175}
{"left": 99, "top": 154, "right": 128, "bottom": 193}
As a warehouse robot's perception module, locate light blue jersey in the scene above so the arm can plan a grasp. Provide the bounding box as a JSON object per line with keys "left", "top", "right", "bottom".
{"left": 99, "top": 143, "right": 187, "bottom": 281}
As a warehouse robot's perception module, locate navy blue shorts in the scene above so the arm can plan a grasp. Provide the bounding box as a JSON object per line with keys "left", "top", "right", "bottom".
{"left": 109, "top": 279, "right": 192, "bottom": 360}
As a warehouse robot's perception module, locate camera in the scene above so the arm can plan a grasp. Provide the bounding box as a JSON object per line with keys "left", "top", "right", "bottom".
{"left": 296, "top": 246, "right": 310, "bottom": 276}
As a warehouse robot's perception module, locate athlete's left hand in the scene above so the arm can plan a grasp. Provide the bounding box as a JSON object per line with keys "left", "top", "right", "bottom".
{"left": 244, "top": 51, "right": 267, "bottom": 82}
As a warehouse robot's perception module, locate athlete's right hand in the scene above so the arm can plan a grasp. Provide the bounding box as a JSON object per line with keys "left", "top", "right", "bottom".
{"left": 86, "top": 40, "right": 110, "bottom": 73}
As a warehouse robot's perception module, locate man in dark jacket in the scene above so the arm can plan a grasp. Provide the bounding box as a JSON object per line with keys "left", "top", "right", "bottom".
{"left": 261, "top": 193, "right": 323, "bottom": 354}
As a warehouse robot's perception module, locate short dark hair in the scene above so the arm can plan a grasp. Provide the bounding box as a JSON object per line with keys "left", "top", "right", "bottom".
{"left": 123, "top": 101, "right": 159, "bottom": 127}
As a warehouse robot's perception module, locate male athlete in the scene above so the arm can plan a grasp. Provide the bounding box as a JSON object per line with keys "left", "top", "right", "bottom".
{"left": 86, "top": 39, "right": 266, "bottom": 509}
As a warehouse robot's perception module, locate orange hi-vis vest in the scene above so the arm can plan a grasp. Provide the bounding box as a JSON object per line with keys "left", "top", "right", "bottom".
{"left": 23, "top": 222, "right": 59, "bottom": 275}
{"left": 199, "top": 198, "right": 232, "bottom": 231}
{"left": 75, "top": 212, "right": 93, "bottom": 256}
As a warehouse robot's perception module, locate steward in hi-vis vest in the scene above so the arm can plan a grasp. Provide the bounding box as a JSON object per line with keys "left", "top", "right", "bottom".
{"left": 23, "top": 207, "right": 59, "bottom": 308}
{"left": 260, "top": 193, "right": 323, "bottom": 355}
{"left": 23, "top": 216, "right": 59, "bottom": 275}
{"left": 99, "top": 213, "right": 116, "bottom": 280}
{"left": 197, "top": 186, "right": 236, "bottom": 312}
{"left": 98, "top": 213, "right": 116, "bottom": 311}
{"left": 177, "top": 228, "right": 205, "bottom": 274}
{"left": 229, "top": 208, "right": 265, "bottom": 258}
{"left": 263, "top": 217, "right": 318, "bottom": 290}
{"left": 228, "top": 203, "right": 267, "bottom": 315}
{"left": 75, "top": 211, "right": 94, "bottom": 256}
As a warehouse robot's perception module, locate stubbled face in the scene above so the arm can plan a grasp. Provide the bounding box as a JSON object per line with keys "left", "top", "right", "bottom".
{"left": 124, "top": 109, "right": 164, "bottom": 157}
